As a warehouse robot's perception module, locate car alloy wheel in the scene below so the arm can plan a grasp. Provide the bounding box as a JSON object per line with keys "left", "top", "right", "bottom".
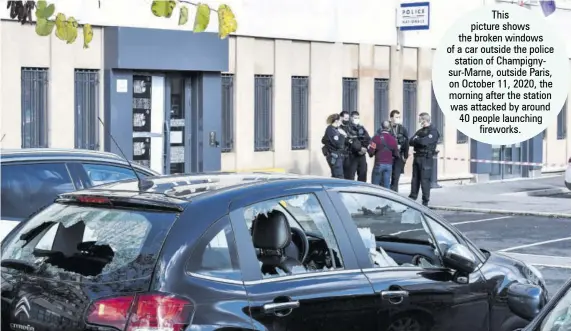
{"left": 388, "top": 316, "right": 423, "bottom": 331}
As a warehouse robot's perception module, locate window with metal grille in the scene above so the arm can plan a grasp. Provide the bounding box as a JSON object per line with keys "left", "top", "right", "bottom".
{"left": 21, "top": 68, "right": 49, "bottom": 148}
{"left": 457, "top": 131, "right": 468, "bottom": 144}
{"left": 557, "top": 100, "right": 567, "bottom": 140}
{"left": 221, "top": 74, "right": 234, "bottom": 152}
{"left": 403, "top": 80, "right": 417, "bottom": 135}
{"left": 254, "top": 75, "right": 273, "bottom": 151}
{"left": 291, "top": 76, "right": 309, "bottom": 150}
{"left": 342, "top": 78, "right": 358, "bottom": 113}
{"left": 374, "top": 79, "right": 389, "bottom": 132}
{"left": 74, "top": 69, "right": 100, "bottom": 150}
{"left": 430, "top": 84, "right": 444, "bottom": 144}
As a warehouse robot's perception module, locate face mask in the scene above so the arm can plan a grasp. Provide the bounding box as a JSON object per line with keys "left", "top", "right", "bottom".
{"left": 342, "top": 119, "right": 349, "bottom": 125}
{"left": 392, "top": 118, "right": 401, "bottom": 125}
{"left": 352, "top": 118, "right": 360, "bottom": 125}
{"left": 419, "top": 120, "right": 427, "bottom": 127}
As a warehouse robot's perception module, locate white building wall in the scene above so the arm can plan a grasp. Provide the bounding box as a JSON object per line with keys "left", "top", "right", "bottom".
{"left": 1, "top": 0, "right": 570, "bottom": 176}
{"left": 0, "top": 21, "right": 104, "bottom": 150}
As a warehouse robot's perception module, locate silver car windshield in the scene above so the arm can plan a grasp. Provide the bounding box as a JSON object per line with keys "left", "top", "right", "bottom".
{"left": 539, "top": 285, "right": 571, "bottom": 331}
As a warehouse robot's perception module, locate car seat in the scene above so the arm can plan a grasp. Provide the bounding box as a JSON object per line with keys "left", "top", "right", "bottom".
{"left": 251, "top": 210, "right": 303, "bottom": 275}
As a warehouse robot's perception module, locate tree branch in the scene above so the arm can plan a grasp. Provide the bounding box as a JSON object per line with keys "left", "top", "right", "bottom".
{"left": 178, "top": 0, "right": 218, "bottom": 12}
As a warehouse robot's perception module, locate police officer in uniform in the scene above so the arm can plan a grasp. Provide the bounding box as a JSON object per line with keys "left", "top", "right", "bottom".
{"left": 388, "top": 110, "right": 410, "bottom": 192}
{"left": 409, "top": 112, "right": 440, "bottom": 206}
{"left": 344, "top": 111, "right": 371, "bottom": 182}
{"left": 321, "top": 113, "right": 346, "bottom": 178}
{"left": 339, "top": 111, "right": 358, "bottom": 180}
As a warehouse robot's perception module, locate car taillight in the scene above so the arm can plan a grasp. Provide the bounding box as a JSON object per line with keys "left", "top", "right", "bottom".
{"left": 86, "top": 293, "right": 193, "bottom": 331}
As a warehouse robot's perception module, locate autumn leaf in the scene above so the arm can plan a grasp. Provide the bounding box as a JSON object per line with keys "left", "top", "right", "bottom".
{"left": 35, "top": 17, "right": 55, "bottom": 36}
{"left": 83, "top": 24, "right": 93, "bottom": 49}
{"left": 151, "top": 0, "right": 176, "bottom": 18}
{"left": 178, "top": 6, "right": 188, "bottom": 25}
{"left": 193, "top": 3, "right": 210, "bottom": 33}
{"left": 65, "top": 17, "right": 78, "bottom": 44}
{"left": 217, "top": 4, "right": 237, "bottom": 39}
{"left": 54, "top": 13, "right": 78, "bottom": 44}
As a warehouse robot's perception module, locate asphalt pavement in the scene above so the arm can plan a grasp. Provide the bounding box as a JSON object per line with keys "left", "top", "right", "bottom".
{"left": 436, "top": 210, "right": 571, "bottom": 296}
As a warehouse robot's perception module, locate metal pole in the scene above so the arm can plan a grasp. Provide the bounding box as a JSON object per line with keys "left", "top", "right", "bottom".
{"left": 431, "top": 150, "right": 442, "bottom": 189}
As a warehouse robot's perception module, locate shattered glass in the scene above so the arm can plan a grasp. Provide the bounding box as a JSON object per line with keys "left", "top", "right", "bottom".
{"left": 2, "top": 204, "right": 153, "bottom": 279}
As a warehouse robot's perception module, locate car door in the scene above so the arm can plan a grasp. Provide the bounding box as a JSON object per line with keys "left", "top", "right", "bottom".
{"left": 327, "top": 187, "right": 491, "bottom": 331}
{"left": 229, "top": 187, "right": 379, "bottom": 331}
{"left": 0, "top": 162, "right": 76, "bottom": 241}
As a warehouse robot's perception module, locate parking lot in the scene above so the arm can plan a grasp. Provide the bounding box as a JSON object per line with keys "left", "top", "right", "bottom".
{"left": 436, "top": 210, "right": 571, "bottom": 296}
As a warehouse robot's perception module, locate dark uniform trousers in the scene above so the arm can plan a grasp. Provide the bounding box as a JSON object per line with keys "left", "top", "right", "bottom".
{"left": 390, "top": 157, "right": 405, "bottom": 191}
{"left": 329, "top": 154, "right": 345, "bottom": 179}
{"left": 409, "top": 154, "right": 433, "bottom": 205}
{"left": 344, "top": 154, "right": 367, "bottom": 182}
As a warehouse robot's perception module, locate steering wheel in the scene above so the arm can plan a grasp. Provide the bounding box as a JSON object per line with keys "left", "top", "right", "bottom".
{"left": 290, "top": 227, "right": 310, "bottom": 264}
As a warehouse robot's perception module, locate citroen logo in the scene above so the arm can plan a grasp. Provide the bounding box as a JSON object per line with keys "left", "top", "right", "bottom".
{"left": 14, "top": 297, "right": 31, "bottom": 319}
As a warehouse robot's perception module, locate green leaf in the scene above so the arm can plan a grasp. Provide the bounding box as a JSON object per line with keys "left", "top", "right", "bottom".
{"left": 35, "top": 1, "right": 55, "bottom": 19}
{"left": 193, "top": 3, "right": 210, "bottom": 33}
{"left": 217, "top": 4, "right": 237, "bottom": 39}
{"left": 151, "top": 0, "right": 176, "bottom": 18}
{"left": 54, "top": 13, "right": 67, "bottom": 41}
{"left": 35, "top": 18, "right": 55, "bottom": 36}
{"left": 54, "top": 13, "right": 78, "bottom": 44}
{"left": 178, "top": 6, "right": 188, "bottom": 25}
{"left": 65, "top": 17, "right": 78, "bottom": 44}
{"left": 83, "top": 24, "right": 93, "bottom": 49}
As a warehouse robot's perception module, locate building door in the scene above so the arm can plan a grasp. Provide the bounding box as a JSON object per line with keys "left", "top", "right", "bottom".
{"left": 490, "top": 144, "right": 522, "bottom": 180}
{"left": 164, "top": 76, "right": 193, "bottom": 174}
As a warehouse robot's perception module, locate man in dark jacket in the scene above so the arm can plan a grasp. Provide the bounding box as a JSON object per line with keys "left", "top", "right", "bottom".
{"left": 388, "top": 110, "right": 410, "bottom": 192}
{"left": 368, "top": 121, "right": 399, "bottom": 188}
{"left": 343, "top": 111, "right": 371, "bottom": 182}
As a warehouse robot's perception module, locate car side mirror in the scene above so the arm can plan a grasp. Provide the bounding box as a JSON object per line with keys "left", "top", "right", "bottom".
{"left": 442, "top": 243, "right": 478, "bottom": 274}
{"left": 507, "top": 283, "right": 544, "bottom": 321}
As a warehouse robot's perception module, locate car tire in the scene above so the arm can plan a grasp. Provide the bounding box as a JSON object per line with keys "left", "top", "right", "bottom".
{"left": 387, "top": 313, "right": 431, "bottom": 331}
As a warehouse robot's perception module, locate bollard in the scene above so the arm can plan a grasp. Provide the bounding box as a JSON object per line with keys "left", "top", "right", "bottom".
{"left": 431, "top": 150, "right": 442, "bottom": 189}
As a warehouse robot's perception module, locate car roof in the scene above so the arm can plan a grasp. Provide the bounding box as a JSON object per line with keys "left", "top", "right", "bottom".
{"left": 65, "top": 172, "right": 360, "bottom": 203}
{"left": 0, "top": 148, "right": 159, "bottom": 174}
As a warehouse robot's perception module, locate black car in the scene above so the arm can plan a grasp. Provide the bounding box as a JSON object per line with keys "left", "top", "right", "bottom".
{"left": 510, "top": 277, "right": 571, "bottom": 331}
{"left": 0, "top": 148, "right": 159, "bottom": 241}
{"left": 1, "top": 173, "right": 548, "bottom": 331}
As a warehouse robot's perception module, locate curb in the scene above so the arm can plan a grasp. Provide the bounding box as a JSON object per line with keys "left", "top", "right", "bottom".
{"left": 430, "top": 205, "right": 571, "bottom": 219}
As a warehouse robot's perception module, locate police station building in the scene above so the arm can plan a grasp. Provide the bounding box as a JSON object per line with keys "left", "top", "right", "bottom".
{"left": 1, "top": 0, "right": 570, "bottom": 182}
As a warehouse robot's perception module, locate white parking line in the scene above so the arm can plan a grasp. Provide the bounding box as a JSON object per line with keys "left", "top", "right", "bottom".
{"left": 499, "top": 252, "right": 571, "bottom": 269}
{"left": 389, "top": 216, "right": 513, "bottom": 236}
{"left": 451, "top": 216, "right": 512, "bottom": 225}
{"left": 499, "top": 237, "right": 571, "bottom": 252}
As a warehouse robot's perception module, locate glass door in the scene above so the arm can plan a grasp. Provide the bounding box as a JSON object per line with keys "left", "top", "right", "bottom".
{"left": 490, "top": 144, "right": 522, "bottom": 180}
{"left": 164, "top": 76, "right": 191, "bottom": 175}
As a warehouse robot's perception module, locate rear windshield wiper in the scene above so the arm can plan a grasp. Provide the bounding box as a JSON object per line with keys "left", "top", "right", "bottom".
{"left": 1, "top": 259, "right": 38, "bottom": 274}
{"left": 19, "top": 221, "right": 55, "bottom": 243}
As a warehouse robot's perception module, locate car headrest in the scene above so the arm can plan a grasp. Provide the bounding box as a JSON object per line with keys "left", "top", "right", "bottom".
{"left": 252, "top": 210, "right": 291, "bottom": 250}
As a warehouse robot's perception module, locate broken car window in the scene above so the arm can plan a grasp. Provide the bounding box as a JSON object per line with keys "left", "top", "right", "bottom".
{"left": 1, "top": 203, "right": 177, "bottom": 282}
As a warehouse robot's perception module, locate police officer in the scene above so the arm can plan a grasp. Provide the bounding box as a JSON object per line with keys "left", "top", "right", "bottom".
{"left": 388, "top": 110, "right": 410, "bottom": 192}
{"left": 339, "top": 111, "right": 358, "bottom": 179}
{"left": 321, "top": 113, "right": 346, "bottom": 178}
{"left": 409, "top": 112, "right": 440, "bottom": 207}
{"left": 344, "top": 111, "right": 371, "bottom": 182}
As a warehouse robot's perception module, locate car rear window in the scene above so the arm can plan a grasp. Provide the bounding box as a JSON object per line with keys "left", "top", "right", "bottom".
{"left": 1, "top": 203, "right": 178, "bottom": 283}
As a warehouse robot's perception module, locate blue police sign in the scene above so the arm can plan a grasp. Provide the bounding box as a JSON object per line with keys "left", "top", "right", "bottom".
{"left": 398, "top": 2, "right": 430, "bottom": 31}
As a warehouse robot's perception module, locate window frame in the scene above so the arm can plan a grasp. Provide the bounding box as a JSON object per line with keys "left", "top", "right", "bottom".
{"left": 185, "top": 215, "right": 242, "bottom": 284}
{"left": 228, "top": 189, "right": 361, "bottom": 283}
{"left": 75, "top": 162, "right": 156, "bottom": 188}
{"left": 325, "top": 187, "right": 486, "bottom": 271}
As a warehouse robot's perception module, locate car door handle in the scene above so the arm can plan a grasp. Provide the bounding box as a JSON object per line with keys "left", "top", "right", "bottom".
{"left": 381, "top": 290, "right": 409, "bottom": 305}
{"left": 262, "top": 301, "right": 300, "bottom": 314}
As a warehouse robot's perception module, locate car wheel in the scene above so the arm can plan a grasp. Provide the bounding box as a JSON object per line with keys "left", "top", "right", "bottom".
{"left": 387, "top": 315, "right": 427, "bottom": 331}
